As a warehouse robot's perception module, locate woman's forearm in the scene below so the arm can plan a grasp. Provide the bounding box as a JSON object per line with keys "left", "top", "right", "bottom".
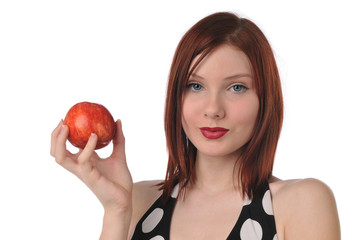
{"left": 100, "top": 209, "right": 132, "bottom": 240}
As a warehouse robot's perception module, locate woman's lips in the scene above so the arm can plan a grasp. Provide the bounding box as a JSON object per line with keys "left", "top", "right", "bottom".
{"left": 200, "top": 127, "right": 229, "bottom": 139}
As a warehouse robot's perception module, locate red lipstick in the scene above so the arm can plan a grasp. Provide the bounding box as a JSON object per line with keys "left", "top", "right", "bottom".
{"left": 200, "top": 127, "right": 229, "bottom": 139}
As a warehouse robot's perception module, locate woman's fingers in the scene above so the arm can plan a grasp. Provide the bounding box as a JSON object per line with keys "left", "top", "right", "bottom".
{"left": 54, "top": 124, "right": 69, "bottom": 164}
{"left": 51, "top": 120, "right": 101, "bottom": 184}
{"left": 50, "top": 119, "right": 63, "bottom": 157}
{"left": 77, "top": 133, "right": 101, "bottom": 184}
{"left": 52, "top": 124, "right": 78, "bottom": 172}
{"left": 111, "top": 119, "right": 126, "bottom": 160}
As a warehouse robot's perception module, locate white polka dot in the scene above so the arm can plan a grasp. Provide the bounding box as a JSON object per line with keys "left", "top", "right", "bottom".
{"left": 171, "top": 184, "right": 179, "bottom": 198}
{"left": 149, "top": 236, "right": 165, "bottom": 240}
{"left": 240, "top": 218, "right": 263, "bottom": 240}
{"left": 262, "top": 190, "right": 274, "bottom": 215}
{"left": 273, "top": 234, "right": 279, "bottom": 240}
{"left": 243, "top": 195, "right": 252, "bottom": 206}
{"left": 142, "top": 208, "right": 164, "bottom": 233}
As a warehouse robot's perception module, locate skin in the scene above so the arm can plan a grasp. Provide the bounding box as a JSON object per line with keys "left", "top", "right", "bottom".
{"left": 182, "top": 44, "right": 259, "bottom": 167}
{"left": 51, "top": 44, "right": 341, "bottom": 239}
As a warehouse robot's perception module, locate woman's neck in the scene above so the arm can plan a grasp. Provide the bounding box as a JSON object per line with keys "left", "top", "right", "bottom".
{"left": 192, "top": 151, "right": 241, "bottom": 195}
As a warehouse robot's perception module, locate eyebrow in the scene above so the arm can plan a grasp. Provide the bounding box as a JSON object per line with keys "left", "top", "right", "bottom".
{"left": 191, "top": 73, "right": 252, "bottom": 81}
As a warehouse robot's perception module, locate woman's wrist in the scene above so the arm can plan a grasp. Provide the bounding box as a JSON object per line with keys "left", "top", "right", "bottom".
{"left": 100, "top": 208, "right": 132, "bottom": 240}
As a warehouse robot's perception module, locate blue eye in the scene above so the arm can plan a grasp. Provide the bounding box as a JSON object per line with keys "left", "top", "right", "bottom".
{"left": 231, "top": 84, "right": 248, "bottom": 92}
{"left": 188, "top": 83, "right": 202, "bottom": 91}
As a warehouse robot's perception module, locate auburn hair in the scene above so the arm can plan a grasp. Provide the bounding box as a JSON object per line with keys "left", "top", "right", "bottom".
{"left": 160, "top": 12, "right": 283, "bottom": 202}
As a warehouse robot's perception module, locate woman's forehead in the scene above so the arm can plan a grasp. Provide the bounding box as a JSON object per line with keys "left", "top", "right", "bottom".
{"left": 190, "top": 45, "right": 253, "bottom": 78}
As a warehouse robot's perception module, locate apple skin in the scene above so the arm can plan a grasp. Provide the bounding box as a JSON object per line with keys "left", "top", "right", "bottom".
{"left": 64, "top": 102, "right": 116, "bottom": 150}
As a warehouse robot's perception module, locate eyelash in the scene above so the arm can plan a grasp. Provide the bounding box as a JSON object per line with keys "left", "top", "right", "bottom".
{"left": 230, "top": 84, "right": 248, "bottom": 92}
{"left": 187, "top": 83, "right": 203, "bottom": 91}
{"left": 186, "top": 82, "right": 249, "bottom": 93}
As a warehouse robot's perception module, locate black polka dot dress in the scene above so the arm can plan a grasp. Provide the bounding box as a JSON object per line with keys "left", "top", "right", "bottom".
{"left": 131, "top": 183, "right": 278, "bottom": 240}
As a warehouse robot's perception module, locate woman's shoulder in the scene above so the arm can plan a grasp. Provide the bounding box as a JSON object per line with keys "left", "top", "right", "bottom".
{"left": 129, "top": 180, "right": 163, "bottom": 236}
{"left": 133, "top": 180, "right": 163, "bottom": 201}
{"left": 269, "top": 176, "right": 334, "bottom": 196}
{"left": 132, "top": 179, "right": 163, "bottom": 216}
{"left": 269, "top": 177, "right": 340, "bottom": 240}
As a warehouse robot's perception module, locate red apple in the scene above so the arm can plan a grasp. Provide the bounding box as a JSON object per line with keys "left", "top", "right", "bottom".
{"left": 64, "top": 102, "right": 116, "bottom": 150}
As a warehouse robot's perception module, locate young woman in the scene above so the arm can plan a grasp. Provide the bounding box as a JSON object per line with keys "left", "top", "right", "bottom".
{"left": 51, "top": 12, "right": 340, "bottom": 240}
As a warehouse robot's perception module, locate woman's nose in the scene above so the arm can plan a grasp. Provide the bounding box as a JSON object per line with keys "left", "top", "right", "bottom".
{"left": 203, "top": 94, "right": 225, "bottom": 119}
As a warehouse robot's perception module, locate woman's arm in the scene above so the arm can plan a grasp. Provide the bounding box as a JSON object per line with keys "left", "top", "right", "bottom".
{"left": 51, "top": 119, "right": 133, "bottom": 240}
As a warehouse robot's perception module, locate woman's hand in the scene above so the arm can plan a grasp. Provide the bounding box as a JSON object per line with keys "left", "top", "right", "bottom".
{"left": 50, "top": 119, "right": 133, "bottom": 214}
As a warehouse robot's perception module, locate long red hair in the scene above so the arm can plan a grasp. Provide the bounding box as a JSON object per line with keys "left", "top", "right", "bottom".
{"left": 161, "top": 12, "right": 283, "bottom": 202}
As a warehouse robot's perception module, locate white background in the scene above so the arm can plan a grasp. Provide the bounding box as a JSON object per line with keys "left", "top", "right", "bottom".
{"left": 0, "top": 0, "right": 360, "bottom": 239}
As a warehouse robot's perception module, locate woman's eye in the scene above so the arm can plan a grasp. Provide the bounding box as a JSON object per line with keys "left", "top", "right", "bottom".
{"left": 188, "top": 83, "right": 202, "bottom": 91}
{"left": 231, "top": 84, "right": 248, "bottom": 92}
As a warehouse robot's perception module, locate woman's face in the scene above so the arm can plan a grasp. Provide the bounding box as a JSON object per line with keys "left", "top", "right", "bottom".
{"left": 182, "top": 44, "right": 259, "bottom": 159}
